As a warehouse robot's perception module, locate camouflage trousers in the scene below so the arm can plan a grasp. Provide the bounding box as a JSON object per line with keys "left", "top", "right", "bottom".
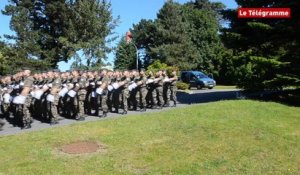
{"left": 170, "top": 85, "right": 177, "bottom": 104}
{"left": 22, "top": 95, "right": 32, "bottom": 126}
{"left": 153, "top": 86, "right": 164, "bottom": 106}
{"left": 2, "top": 103, "right": 10, "bottom": 117}
{"left": 98, "top": 90, "right": 108, "bottom": 114}
{"left": 163, "top": 84, "right": 170, "bottom": 105}
{"left": 120, "top": 89, "right": 129, "bottom": 111}
{"left": 50, "top": 94, "right": 60, "bottom": 122}
{"left": 77, "top": 89, "right": 86, "bottom": 117}
{"left": 138, "top": 87, "right": 148, "bottom": 108}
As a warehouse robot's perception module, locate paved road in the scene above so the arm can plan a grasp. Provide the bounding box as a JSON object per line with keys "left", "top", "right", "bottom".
{"left": 0, "top": 89, "right": 240, "bottom": 136}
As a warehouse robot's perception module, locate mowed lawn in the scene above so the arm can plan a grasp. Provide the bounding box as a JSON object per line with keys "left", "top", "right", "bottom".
{"left": 0, "top": 100, "right": 299, "bottom": 175}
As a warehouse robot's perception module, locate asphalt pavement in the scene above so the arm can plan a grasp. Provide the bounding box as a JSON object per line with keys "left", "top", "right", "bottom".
{"left": 0, "top": 89, "right": 240, "bottom": 136}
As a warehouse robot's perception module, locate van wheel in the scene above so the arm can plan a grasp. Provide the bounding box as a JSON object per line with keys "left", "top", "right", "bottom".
{"left": 208, "top": 87, "right": 213, "bottom": 89}
{"left": 197, "top": 85, "right": 202, "bottom": 90}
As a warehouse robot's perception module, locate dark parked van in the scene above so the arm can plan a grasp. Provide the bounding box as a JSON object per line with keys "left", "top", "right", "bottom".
{"left": 180, "top": 71, "right": 216, "bottom": 89}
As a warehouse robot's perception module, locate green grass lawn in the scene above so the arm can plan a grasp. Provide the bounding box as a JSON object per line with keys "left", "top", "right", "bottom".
{"left": 214, "top": 85, "right": 238, "bottom": 90}
{"left": 0, "top": 100, "right": 299, "bottom": 175}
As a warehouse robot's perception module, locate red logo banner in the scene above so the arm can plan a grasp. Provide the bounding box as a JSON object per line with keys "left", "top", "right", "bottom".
{"left": 238, "top": 8, "right": 291, "bottom": 18}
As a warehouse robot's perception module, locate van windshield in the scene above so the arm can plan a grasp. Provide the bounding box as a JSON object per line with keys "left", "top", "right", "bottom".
{"left": 195, "top": 72, "right": 208, "bottom": 79}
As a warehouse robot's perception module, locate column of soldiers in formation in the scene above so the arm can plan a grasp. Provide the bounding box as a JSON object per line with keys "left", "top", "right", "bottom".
{"left": 0, "top": 68, "right": 178, "bottom": 130}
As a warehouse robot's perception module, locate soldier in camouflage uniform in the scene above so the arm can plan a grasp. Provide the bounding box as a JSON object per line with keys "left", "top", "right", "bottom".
{"left": 162, "top": 70, "right": 171, "bottom": 107}
{"left": 153, "top": 71, "right": 164, "bottom": 109}
{"left": 112, "top": 71, "right": 122, "bottom": 113}
{"left": 77, "top": 71, "right": 88, "bottom": 119}
{"left": 169, "top": 69, "right": 178, "bottom": 107}
{"left": 68, "top": 69, "right": 85, "bottom": 121}
{"left": 96, "top": 69, "right": 110, "bottom": 117}
{"left": 130, "top": 70, "right": 140, "bottom": 111}
{"left": 137, "top": 69, "right": 148, "bottom": 112}
{"left": 47, "top": 69, "right": 61, "bottom": 125}
{"left": 14, "top": 68, "right": 34, "bottom": 129}
{"left": 119, "top": 70, "right": 131, "bottom": 115}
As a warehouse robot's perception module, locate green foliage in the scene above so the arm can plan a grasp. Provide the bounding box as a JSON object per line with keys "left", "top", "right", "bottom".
{"left": 2, "top": 0, "right": 118, "bottom": 68}
{"left": 222, "top": 1, "right": 300, "bottom": 89}
{"left": 114, "top": 36, "right": 137, "bottom": 70}
{"left": 0, "top": 41, "right": 51, "bottom": 75}
{"left": 146, "top": 60, "right": 178, "bottom": 75}
{"left": 0, "top": 100, "right": 299, "bottom": 174}
{"left": 130, "top": 0, "right": 225, "bottom": 74}
{"left": 176, "top": 81, "right": 189, "bottom": 90}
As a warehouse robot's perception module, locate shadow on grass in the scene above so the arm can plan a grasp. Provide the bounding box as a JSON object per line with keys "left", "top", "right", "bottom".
{"left": 177, "top": 90, "right": 240, "bottom": 105}
{"left": 177, "top": 89, "right": 300, "bottom": 107}
{"left": 244, "top": 89, "right": 300, "bottom": 107}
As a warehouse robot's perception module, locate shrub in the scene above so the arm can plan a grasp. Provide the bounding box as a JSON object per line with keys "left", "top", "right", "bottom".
{"left": 176, "top": 82, "right": 189, "bottom": 90}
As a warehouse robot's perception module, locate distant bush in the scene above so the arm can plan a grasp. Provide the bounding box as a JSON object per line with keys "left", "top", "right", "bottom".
{"left": 176, "top": 82, "right": 189, "bottom": 90}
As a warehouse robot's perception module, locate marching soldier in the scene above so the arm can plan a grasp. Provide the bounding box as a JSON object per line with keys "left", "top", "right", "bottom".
{"left": 119, "top": 70, "right": 131, "bottom": 115}
{"left": 169, "top": 69, "right": 178, "bottom": 107}
{"left": 13, "top": 68, "right": 34, "bottom": 129}
{"left": 162, "top": 70, "right": 171, "bottom": 107}
{"left": 67, "top": 69, "right": 85, "bottom": 121}
{"left": 47, "top": 69, "right": 61, "bottom": 125}
{"left": 136, "top": 69, "right": 148, "bottom": 112}
{"left": 96, "top": 69, "right": 110, "bottom": 117}
{"left": 153, "top": 70, "right": 164, "bottom": 109}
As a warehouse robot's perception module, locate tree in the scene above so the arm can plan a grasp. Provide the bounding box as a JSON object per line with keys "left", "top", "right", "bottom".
{"left": 129, "top": 0, "right": 225, "bottom": 75}
{"left": 222, "top": 0, "right": 300, "bottom": 89}
{"left": 151, "top": 1, "right": 199, "bottom": 70}
{"left": 183, "top": 1, "right": 225, "bottom": 75}
{"left": 114, "top": 36, "right": 137, "bottom": 70}
{"left": 2, "top": 0, "right": 118, "bottom": 68}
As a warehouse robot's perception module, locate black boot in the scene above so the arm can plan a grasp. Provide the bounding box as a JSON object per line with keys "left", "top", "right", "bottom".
{"left": 22, "top": 123, "right": 31, "bottom": 130}
{"left": 163, "top": 103, "right": 170, "bottom": 107}
{"left": 122, "top": 110, "right": 127, "bottom": 115}
{"left": 140, "top": 108, "right": 146, "bottom": 112}
{"left": 172, "top": 101, "right": 177, "bottom": 107}
{"left": 76, "top": 115, "right": 85, "bottom": 121}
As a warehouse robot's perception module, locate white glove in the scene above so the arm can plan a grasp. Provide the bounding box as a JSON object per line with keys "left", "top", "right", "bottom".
{"left": 67, "top": 90, "right": 77, "bottom": 97}
{"left": 35, "top": 90, "right": 44, "bottom": 100}
{"left": 20, "top": 82, "right": 24, "bottom": 86}
{"left": 42, "top": 84, "right": 49, "bottom": 91}
{"left": 97, "top": 81, "right": 102, "bottom": 85}
{"left": 96, "top": 87, "right": 103, "bottom": 95}
{"left": 128, "top": 85, "right": 133, "bottom": 91}
{"left": 163, "top": 78, "right": 170, "bottom": 82}
{"left": 91, "top": 91, "right": 96, "bottom": 97}
{"left": 68, "top": 83, "right": 74, "bottom": 89}
{"left": 108, "top": 85, "right": 114, "bottom": 92}
{"left": 48, "top": 83, "right": 53, "bottom": 88}
{"left": 14, "top": 85, "right": 20, "bottom": 89}
{"left": 131, "top": 83, "right": 137, "bottom": 89}
{"left": 58, "top": 87, "right": 68, "bottom": 97}
{"left": 62, "top": 84, "right": 67, "bottom": 88}
{"left": 46, "top": 94, "right": 54, "bottom": 102}
{"left": 90, "top": 82, "right": 96, "bottom": 86}
{"left": 13, "top": 95, "right": 26, "bottom": 104}
{"left": 3, "top": 93, "right": 11, "bottom": 103}
{"left": 112, "top": 83, "right": 119, "bottom": 89}
{"left": 146, "top": 79, "right": 154, "bottom": 84}
{"left": 30, "top": 91, "right": 35, "bottom": 97}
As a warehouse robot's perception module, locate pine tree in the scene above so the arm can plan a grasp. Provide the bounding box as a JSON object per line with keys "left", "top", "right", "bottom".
{"left": 222, "top": 0, "right": 300, "bottom": 89}
{"left": 2, "top": 0, "right": 118, "bottom": 68}
{"left": 114, "top": 36, "right": 137, "bottom": 70}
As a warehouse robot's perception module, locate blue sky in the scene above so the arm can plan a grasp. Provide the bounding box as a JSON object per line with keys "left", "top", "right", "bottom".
{"left": 0, "top": 0, "right": 237, "bottom": 71}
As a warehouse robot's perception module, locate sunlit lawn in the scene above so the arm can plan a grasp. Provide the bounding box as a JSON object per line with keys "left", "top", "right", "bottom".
{"left": 0, "top": 100, "right": 299, "bottom": 175}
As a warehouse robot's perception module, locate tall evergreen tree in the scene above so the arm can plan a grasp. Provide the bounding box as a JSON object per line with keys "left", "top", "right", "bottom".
{"left": 114, "top": 36, "right": 137, "bottom": 70}
{"left": 2, "top": 0, "right": 118, "bottom": 68}
{"left": 222, "top": 0, "right": 300, "bottom": 89}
